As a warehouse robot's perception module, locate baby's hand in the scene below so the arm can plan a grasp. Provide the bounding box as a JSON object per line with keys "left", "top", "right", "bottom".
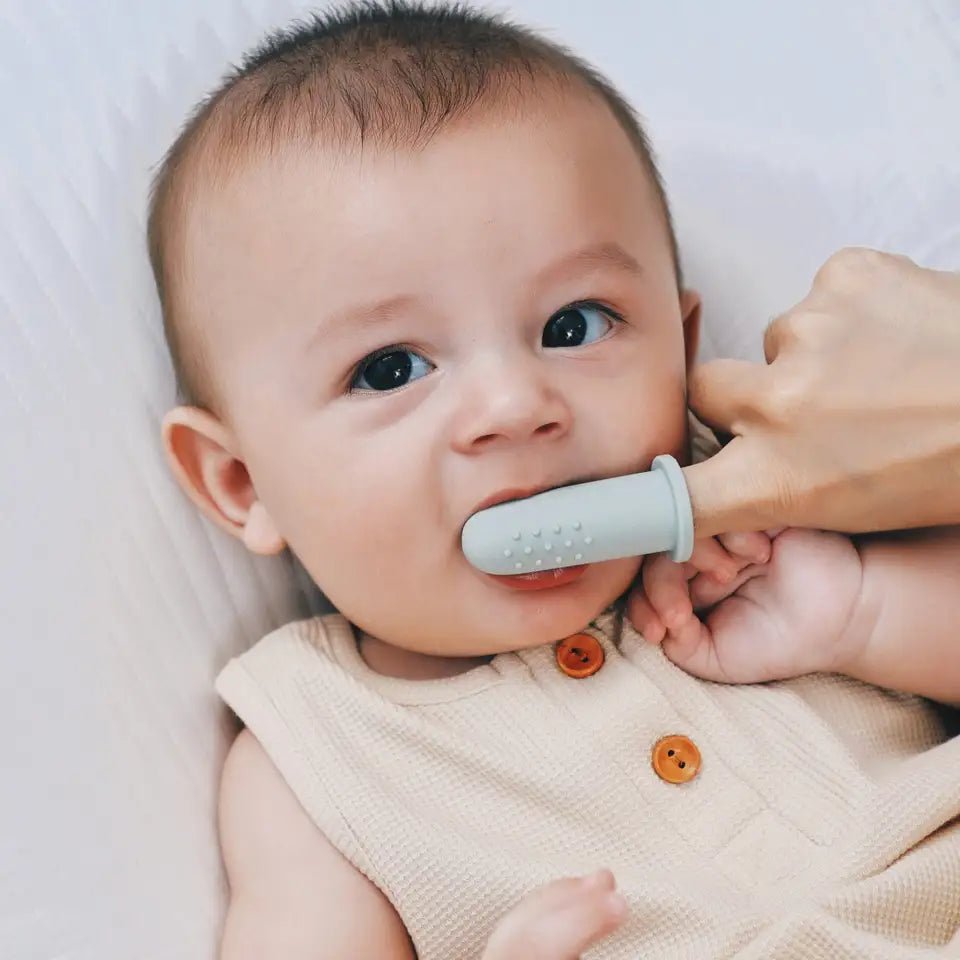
{"left": 481, "top": 869, "right": 626, "bottom": 960}
{"left": 626, "top": 528, "right": 867, "bottom": 683}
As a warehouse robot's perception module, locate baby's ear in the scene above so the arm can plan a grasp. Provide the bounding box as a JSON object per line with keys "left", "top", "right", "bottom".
{"left": 680, "top": 289, "right": 702, "bottom": 373}
{"left": 160, "top": 407, "right": 286, "bottom": 556}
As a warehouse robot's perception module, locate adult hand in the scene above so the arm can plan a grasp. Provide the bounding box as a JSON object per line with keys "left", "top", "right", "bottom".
{"left": 684, "top": 248, "right": 960, "bottom": 538}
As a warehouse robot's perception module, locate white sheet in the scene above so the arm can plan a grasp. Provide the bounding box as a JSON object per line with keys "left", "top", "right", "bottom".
{"left": 2, "top": 1, "right": 957, "bottom": 957}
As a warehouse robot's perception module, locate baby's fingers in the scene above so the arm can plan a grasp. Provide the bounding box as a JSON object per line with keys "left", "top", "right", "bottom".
{"left": 688, "top": 537, "right": 741, "bottom": 583}
{"left": 690, "top": 563, "right": 764, "bottom": 610}
{"left": 482, "top": 870, "right": 627, "bottom": 960}
{"left": 643, "top": 553, "right": 694, "bottom": 629}
{"left": 625, "top": 589, "right": 665, "bottom": 645}
{"left": 717, "top": 531, "right": 771, "bottom": 566}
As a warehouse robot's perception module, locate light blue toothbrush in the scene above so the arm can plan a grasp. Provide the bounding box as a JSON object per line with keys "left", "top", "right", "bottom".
{"left": 461, "top": 455, "right": 694, "bottom": 575}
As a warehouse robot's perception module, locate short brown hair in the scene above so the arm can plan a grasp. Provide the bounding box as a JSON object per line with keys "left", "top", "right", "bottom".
{"left": 146, "top": 0, "right": 681, "bottom": 411}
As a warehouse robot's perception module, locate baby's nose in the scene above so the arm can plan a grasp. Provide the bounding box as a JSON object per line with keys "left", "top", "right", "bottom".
{"left": 451, "top": 354, "right": 572, "bottom": 452}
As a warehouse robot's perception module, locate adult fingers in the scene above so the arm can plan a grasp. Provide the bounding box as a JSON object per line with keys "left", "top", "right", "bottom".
{"left": 682, "top": 439, "right": 781, "bottom": 539}
{"left": 687, "top": 358, "right": 770, "bottom": 437}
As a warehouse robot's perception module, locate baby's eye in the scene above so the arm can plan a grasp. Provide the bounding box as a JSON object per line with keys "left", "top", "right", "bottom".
{"left": 350, "top": 348, "right": 434, "bottom": 393}
{"left": 348, "top": 302, "right": 622, "bottom": 394}
{"left": 542, "top": 302, "right": 622, "bottom": 348}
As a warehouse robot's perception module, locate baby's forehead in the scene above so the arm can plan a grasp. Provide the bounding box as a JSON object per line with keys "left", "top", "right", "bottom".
{"left": 197, "top": 89, "right": 652, "bottom": 222}
{"left": 189, "top": 99, "right": 661, "bottom": 295}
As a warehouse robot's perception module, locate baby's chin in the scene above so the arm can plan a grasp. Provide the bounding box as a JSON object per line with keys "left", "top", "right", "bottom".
{"left": 326, "top": 556, "right": 640, "bottom": 660}
{"left": 453, "top": 556, "right": 640, "bottom": 656}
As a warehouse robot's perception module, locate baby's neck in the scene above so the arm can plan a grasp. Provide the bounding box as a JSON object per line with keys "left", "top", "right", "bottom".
{"left": 357, "top": 631, "right": 494, "bottom": 681}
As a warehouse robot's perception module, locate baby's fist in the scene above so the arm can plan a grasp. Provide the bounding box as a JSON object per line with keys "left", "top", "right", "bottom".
{"left": 627, "top": 531, "right": 774, "bottom": 645}
{"left": 627, "top": 528, "right": 864, "bottom": 684}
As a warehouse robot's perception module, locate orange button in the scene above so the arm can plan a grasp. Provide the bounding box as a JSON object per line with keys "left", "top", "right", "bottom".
{"left": 651, "top": 735, "right": 701, "bottom": 784}
{"left": 555, "top": 633, "right": 605, "bottom": 678}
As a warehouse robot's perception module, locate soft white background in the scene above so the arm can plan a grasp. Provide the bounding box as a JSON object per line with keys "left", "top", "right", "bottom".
{"left": 2, "top": 1, "right": 958, "bottom": 956}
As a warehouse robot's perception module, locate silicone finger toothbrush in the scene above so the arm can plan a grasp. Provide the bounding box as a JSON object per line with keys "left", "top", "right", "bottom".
{"left": 461, "top": 455, "right": 694, "bottom": 575}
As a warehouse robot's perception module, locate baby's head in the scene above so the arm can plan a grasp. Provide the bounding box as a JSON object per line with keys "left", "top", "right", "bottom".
{"left": 151, "top": 1, "right": 701, "bottom": 658}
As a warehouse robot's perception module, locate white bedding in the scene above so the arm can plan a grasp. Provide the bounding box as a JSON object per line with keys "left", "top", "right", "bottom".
{"left": 2, "top": 1, "right": 957, "bottom": 957}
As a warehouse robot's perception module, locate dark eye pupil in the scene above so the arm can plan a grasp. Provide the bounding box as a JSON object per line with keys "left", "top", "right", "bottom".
{"left": 358, "top": 307, "right": 599, "bottom": 391}
{"left": 543, "top": 308, "right": 586, "bottom": 348}
{"left": 363, "top": 351, "right": 412, "bottom": 390}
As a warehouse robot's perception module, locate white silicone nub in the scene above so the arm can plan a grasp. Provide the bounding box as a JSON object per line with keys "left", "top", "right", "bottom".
{"left": 460, "top": 454, "right": 694, "bottom": 575}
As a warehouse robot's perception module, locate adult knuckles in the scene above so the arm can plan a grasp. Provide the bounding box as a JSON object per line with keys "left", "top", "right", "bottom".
{"left": 763, "top": 309, "right": 807, "bottom": 360}
{"left": 754, "top": 373, "right": 814, "bottom": 427}
{"left": 812, "top": 247, "right": 909, "bottom": 295}
{"left": 771, "top": 308, "right": 840, "bottom": 356}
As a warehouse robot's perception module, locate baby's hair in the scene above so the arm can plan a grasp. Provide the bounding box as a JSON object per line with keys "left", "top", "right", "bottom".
{"left": 147, "top": 0, "right": 681, "bottom": 412}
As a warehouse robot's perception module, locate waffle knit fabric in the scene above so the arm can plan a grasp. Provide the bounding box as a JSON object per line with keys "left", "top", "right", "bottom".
{"left": 216, "top": 419, "right": 960, "bottom": 957}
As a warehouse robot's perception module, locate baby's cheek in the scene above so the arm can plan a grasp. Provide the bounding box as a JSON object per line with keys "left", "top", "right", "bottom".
{"left": 605, "top": 555, "right": 643, "bottom": 603}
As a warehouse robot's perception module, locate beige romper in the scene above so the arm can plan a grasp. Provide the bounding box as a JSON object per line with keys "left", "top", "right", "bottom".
{"left": 216, "top": 598, "right": 960, "bottom": 958}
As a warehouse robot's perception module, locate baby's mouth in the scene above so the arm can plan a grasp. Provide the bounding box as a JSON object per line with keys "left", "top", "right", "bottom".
{"left": 482, "top": 563, "right": 589, "bottom": 591}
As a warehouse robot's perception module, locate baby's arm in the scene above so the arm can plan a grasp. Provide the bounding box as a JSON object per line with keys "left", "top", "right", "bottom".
{"left": 840, "top": 526, "right": 960, "bottom": 706}
{"left": 219, "top": 729, "right": 627, "bottom": 960}
{"left": 217, "top": 729, "right": 416, "bottom": 960}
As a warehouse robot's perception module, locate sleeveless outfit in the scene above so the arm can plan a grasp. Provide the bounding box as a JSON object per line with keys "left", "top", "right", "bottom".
{"left": 217, "top": 606, "right": 960, "bottom": 959}
{"left": 216, "top": 424, "right": 960, "bottom": 958}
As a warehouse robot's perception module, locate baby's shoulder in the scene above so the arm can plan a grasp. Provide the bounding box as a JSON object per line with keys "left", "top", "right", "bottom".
{"left": 218, "top": 728, "right": 414, "bottom": 958}
{"left": 216, "top": 612, "right": 345, "bottom": 682}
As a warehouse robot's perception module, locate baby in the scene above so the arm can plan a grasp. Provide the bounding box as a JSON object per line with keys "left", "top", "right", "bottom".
{"left": 148, "top": 3, "right": 960, "bottom": 957}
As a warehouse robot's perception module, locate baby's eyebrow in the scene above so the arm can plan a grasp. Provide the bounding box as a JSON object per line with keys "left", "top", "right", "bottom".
{"left": 536, "top": 241, "right": 644, "bottom": 286}
{"left": 306, "top": 241, "right": 642, "bottom": 350}
{"left": 307, "top": 294, "right": 420, "bottom": 350}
